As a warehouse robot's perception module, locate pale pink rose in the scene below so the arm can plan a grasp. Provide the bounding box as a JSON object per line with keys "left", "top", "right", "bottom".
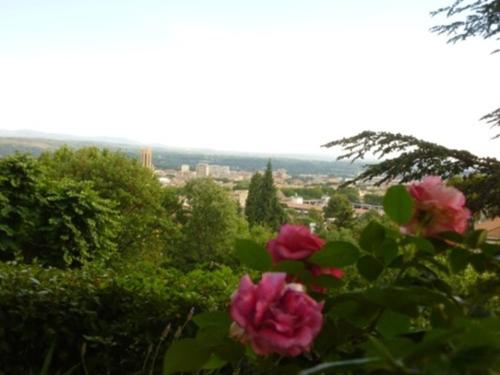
{"left": 229, "top": 273, "right": 324, "bottom": 357}
{"left": 405, "top": 176, "right": 471, "bottom": 236}
{"left": 266, "top": 224, "right": 325, "bottom": 262}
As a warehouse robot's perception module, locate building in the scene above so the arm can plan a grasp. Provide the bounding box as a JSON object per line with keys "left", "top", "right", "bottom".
{"left": 196, "top": 163, "right": 210, "bottom": 177}
{"left": 140, "top": 147, "right": 153, "bottom": 169}
{"left": 180, "top": 164, "right": 190, "bottom": 173}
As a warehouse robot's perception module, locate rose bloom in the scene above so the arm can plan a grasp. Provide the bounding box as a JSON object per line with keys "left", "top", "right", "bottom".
{"left": 266, "top": 224, "right": 343, "bottom": 292}
{"left": 266, "top": 224, "right": 326, "bottom": 261}
{"left": 229, "top": 273, "right": 323, "bottom": 357}
{"left": 405, "top": 176, "right": 471, "bottom": 236}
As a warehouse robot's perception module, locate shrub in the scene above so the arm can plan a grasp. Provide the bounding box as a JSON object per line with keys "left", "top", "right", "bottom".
{"left": 0, "top": 261, "right": 239, "bottom": 374}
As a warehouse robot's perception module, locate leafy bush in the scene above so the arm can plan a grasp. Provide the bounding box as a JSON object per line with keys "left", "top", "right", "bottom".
{"left": 0, "top": 262, "right": 239, "bottom": 374}
{"left": 38, "top": 147, "right": 173, "bottom": 256}
{"left": 163, "top": 180, "right": 500, "bottom": 375}
{"left": 0, "top": 154, "right": 119, "bottom": 267}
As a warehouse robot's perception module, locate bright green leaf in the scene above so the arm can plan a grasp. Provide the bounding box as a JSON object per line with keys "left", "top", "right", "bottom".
{"left": 309, "top": 241, "right": 360, "bottom": 268}
{"left": 233, "top": 239, "right": 272, "bottom": 271}
{"left": 383, "top": 186, "right": 414, "bottom": 225}
{"left": 360, "top": 221, "right": 386, "bottom": 253}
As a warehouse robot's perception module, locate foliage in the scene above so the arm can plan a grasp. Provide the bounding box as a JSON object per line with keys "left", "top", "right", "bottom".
{"left": 337, "top": 186, "right": 360, "bottom": 203}
{"left": 0, "top": 261, "right": 239, "bottom": 374}
{"left": 0, "top": 154, "right": 119, "bottom": 267}
{"left": 245, "top": 161, "right": 285, "bottom": 230}
{"left": 430, "top": 0, "right": 500, "bottom": 45}
{"left": 323, "top": 131, "right": 500, "bottom": 217}
{"left": 0, "top": 153, "right": 40, "bottom": 257}
{"left": 363, "top": 193, "right": 384, "bottom": 206}
{"left": 163, "top": 182, "right": 500, "bottom": 375}
{"left": 29, "top": 178, "right": 119, "bottom": 267}
{"left": 38, "top": 147, "right": 171, "bottom": 255}
{"left": 172, "top": 178, "right": 247, "bottom": 268}
{"left": 281, "top": 186, "right": 333, "bottom": 200}
{"left": 430, "top": 0, "right": 500, "bottom": 135}
{"left": 323, "top": 192, "right": 354, "bottom": 228}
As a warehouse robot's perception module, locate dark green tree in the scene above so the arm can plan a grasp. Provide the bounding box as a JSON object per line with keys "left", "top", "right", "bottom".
{"left": 323, "top": 192, "right": 354, "bottom": 228}
{"left": 0, "top": 154, "right": 119, "bottom": 266}
{"left": 323, "top": 2, "right": 500, "bottom": 219}
{"left": 245, "top": 172, "right": 263, "bottom": 226}
{"left": 38, "top": 147, "right": 171, "bottom": 255}
{"left": 245, "top": 161, "right": 285, "bottom": 229}
{"left": 0, "top": 154, "right": 40, "bottom": 257}
{"left": 431, "top": 0, "right": 500, "bottom": 133}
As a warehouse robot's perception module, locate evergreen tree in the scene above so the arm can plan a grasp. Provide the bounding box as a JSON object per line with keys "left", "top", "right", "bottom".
{"left": 245, "top": 172, "right": 263, "bottom": 226}
{"left": 245, "top": 161, "right": 285, "bottom": 229}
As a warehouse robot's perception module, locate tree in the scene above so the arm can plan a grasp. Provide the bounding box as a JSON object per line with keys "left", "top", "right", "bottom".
{"left": 245, "top": 172, "right": 264, "bottom": 226}
{"left": 176, "top": 178, "right": 247, "bottom": 267}
{"left": 38, "top": 147, "right": 170, "bottom": 255}
{"left": 364, "top": 193, "right": 384, "bottom": 206}
{"left": 322, "top": 1, "right": 500, "bottom": 218}
{"left": 245, "top": 161, "right": 285, "bottom": 229}
{"left": 323, "top": 192, "right": 354, "bottom": 228}
{"left": 337, "top": 186, "right": 361, "bottom": 203}
{"left": 431, "top": 0, "right": 500, "bottom": 135}
{"left": 0, "top": 154, "right": 119, "bottom": 267}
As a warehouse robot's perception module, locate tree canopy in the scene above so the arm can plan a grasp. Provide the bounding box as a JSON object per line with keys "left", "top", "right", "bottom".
{"left": 245, "top": 161, "right": 285, "bottom": 230}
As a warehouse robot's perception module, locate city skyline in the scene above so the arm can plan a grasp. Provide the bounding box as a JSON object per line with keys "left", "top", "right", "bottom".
{"left": 1, "top": 0, "right": 499, "bottom": 159}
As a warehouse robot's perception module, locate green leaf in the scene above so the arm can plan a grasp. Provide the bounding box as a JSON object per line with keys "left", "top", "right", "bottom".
{"left": 233, "top": 239, "right": 272, "bottom": 271}
{"left": 193, "top": 311, "right": 231, "bottom": 329}
{"left": 448, "top": 248, "right": 469, "bottom": 273}
{"left": 407, "top": 236, "right": 435, "bottom": 254}
{"left": 309, "top": 241, "right": 360, "bottom": 268}
{"left": 360, "top": 221, "right": 386, "bottom": 253}
{"left": 40, "top": 340, "right": 56, "bottom": 375}
{"left": 383, "top": 185, "right": 414, "bottom": 225}
{"left": 377, "top": 310, "right": 411, "bottom": 337}
{"left": 313, "top": 274, "right": 344, "bottom": 289}
{"left": 465, "top": 230, "right": 487, "bottom": 248}
{"left": 469, "top": 254, "right": 487, "bottom": 273}
{"left": 375, "top": 238, "right": 399, "bottom": 265}
{"left": 212, "top": 338, "right": 245, "bottom": 363}
{"left": 201, "top": 354, "right": 226, "bottom": 370}
{"left": 273, "top": 260, "right": 305, "bottom": 275}
{"left": 163, "top": 339, "right": 211, "bottom": 374}
{"left": 357, "top": 255, "right": 384, "bottom": 282}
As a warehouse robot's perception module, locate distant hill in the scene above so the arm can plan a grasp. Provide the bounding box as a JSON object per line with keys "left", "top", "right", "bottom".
{"left": 0, "top": 134, "right": 366, "bottom": 177}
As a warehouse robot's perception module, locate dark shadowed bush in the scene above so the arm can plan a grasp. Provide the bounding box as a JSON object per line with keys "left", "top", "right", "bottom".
{"left": 0, "top": 261, "right": 239, "bottom": 374}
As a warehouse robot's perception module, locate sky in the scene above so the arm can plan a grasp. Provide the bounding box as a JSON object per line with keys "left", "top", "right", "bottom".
{"left": 1, "top": 0, "right": 499, "bottom": 159}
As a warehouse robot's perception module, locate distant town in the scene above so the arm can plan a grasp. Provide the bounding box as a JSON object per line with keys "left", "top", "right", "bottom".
{"left": 140, "top": 147, "right": 387, "bottom": 218}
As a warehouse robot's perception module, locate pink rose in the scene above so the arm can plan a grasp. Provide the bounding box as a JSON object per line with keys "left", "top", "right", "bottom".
{"left": 405, "top": 176, "right": 471, "bottom": 236}
{"left": 266, "top": 224, "right": 325, "bottom": 262}
{"left": 229, "top": 273, "right": 324, "bottom": 357}
{"left": 266, "top": 225, "right": 344, "bottom": 293}
{"left": 309, "top": 265, "right": 345, "bottom": 293}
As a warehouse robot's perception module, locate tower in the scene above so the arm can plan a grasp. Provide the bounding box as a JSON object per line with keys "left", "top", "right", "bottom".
{"left": 140, "top": 147, "right": 153, "bottom": 169}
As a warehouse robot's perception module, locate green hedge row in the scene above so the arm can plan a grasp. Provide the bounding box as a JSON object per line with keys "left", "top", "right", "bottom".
{"left": 0, "top": 262, "right": 239, "bottom": 374}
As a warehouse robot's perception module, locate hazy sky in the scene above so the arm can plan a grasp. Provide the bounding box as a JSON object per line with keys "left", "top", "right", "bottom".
{"left": 1, "top": 0, "right": 499, "bottom": 158}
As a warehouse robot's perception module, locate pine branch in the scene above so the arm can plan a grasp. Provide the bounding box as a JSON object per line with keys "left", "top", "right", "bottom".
{"left": 322, "top": 131, "right": 500, "bottom": 217}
